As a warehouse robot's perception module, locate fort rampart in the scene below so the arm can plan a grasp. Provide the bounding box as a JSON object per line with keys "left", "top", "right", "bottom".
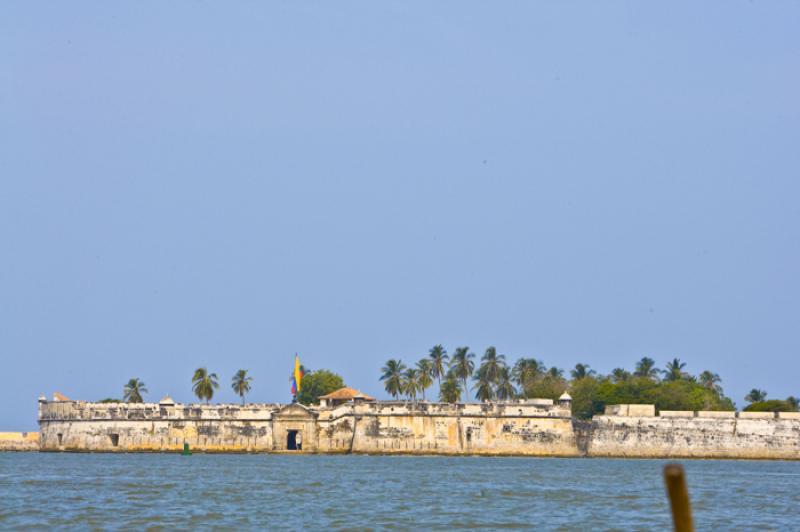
{"left": 27, "top": 399, "right": 800, "bottom": 459}
{"left": 36, "top": 398, "right": 578, "bottom": 456}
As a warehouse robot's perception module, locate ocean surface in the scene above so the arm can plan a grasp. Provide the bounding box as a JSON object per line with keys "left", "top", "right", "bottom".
{"left": 1, "top": 454, "right": 798, "bottom": 530}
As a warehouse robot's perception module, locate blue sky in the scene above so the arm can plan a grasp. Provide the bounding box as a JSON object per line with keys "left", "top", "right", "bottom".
{"left": 2, "top": 2, "right": 798, "bottom": 430}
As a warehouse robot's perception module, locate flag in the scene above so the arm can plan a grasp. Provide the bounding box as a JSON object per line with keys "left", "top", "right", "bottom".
{"left": 291, "top": 354, "right": 304, "bottom": 396}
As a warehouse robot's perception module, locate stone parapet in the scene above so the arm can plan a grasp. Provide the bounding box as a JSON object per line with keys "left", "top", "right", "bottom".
{"left": 659, "top": 411, "right": 695, "bottom": 418}
{"left": 603, "top": 404, "right": 656, "bottom": 417}
{"left": 738, "top": 412, "right": 777, "bottom": 419}
{"left": 697, "top": 411, "right": 736, "bottom": 418}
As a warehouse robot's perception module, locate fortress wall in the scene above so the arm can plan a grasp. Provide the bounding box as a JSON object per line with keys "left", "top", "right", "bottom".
{"left": 39, "top": 402, "right": 277, "bottom": 452}
{"left": 33, "top": 401, "right": 800, "bottom": 459}
{"left": 587, "top": 414, "right": 800, "bottom": 459}
{"left": 38, "top": 399, "right": 576, "bottom": 455}
{"left": 314, "top": 401, "right": 579, "bottom": 456}
{"left": 0, "top": 432, "right": 39, "bottom": 451}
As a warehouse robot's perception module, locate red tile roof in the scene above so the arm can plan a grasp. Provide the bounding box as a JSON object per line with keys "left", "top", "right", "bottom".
{"left": 318, "top": 387, "right": 375, "bottom": 401}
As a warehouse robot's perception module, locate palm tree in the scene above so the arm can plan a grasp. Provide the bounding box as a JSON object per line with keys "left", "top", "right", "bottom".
{"left": 512, "top": 358, "right": 544, "bottom": 392}
{"left": 663, "top": 358, "right": 687, "bottom": 382}
{"left": 416, "top": 359, "right": 434, "bottom": 401}
{"left": 403, "top": 368, "right": 421, "bottom": 402}
{"left": 439, "top": 370, "right": 462, "bottom": 403}
{"left": 451, "top": 347, "right": 475, "bottom": 403}
{"left": 548, "top": 367, "right": 564, "bottom": 379}
{"left": 745, "top": 389, "right": 767, "bottom": 403}
{"left": 610, "top": 368, "right": 630, "bottom": 383}
{"left": 192, "top": 367, "right": 219, "bottom": 404}
{"left": 380, "top": 359, "right": 406, "bottom": 399}
{"left": 231, "top": 369, "right": 253, "bottom": 405}
{"left": 570, "top": 363, "right": 595, "bottom": 380}
{"left": 473, "top": 366, "right": 494, "bottom": 402}
{"left": 634, "top": 357, "right": 659, "bottom": 379}
{"left": 698, "top": 371, "right": 722, "bottom": 393}
{"left": 495, "top": 366, "right": 516, "bottom": 401}
{"left": 479, "top": 346, "right": 506, "bottom": 385}
{"left": 428, "top": 345, "right": 449, "bottom": 389}
{"left": 123, "top": 378, "right": 147, "bottom": 403}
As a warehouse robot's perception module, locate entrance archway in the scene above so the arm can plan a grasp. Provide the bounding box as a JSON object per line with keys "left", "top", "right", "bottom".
{"left": 287, "top": 430, "right": 299, "bottom": 450}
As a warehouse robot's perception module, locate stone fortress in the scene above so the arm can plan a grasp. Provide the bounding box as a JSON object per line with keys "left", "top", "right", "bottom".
{"left": 4, "top": 388, "right": 795, "bottom": 459}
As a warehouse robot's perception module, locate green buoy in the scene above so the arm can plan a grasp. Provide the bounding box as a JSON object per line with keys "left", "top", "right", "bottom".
{"left": 181, "top": 442, "right": 192, "bottom": 456}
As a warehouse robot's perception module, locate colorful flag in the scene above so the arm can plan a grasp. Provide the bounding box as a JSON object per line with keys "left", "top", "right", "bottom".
{"left": 291, "top": 354, "right": 304, "bottom": 396}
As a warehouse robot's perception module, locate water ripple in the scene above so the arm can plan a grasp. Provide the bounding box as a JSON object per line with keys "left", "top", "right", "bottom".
{"left": 0, "top": 454, "right": 798, "bottom": 529}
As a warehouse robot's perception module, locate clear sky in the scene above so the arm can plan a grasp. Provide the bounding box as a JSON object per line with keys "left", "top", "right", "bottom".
{"left": 2, "top": 2, "right": 798, "bottom": 430}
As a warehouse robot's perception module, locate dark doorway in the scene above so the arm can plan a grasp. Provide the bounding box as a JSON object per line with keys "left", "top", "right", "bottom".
{"left": 287, "top": 430, "right": 298, "bottom": 450}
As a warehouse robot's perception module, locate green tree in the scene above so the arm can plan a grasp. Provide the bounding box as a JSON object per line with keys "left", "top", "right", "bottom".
{"left": 416, "top": 359, "right": 434, "bottom": 401}
{"left": 192, "top": 367, "right": 219, "bottom": 404}
{"left": 745, "top": 388, "right": 767, "bottom": 403}
{"left": 123, "top": 378, "right": 148, "bottom": 403}
{"left": 380, "top": 359, "right": 406, "bottom": 399}
{"left": 296, "top": 369, "right": 344, "bottom": 405}
{"left": 451, "top": 347, "right": 475, "bottom": 403}
{"left": 570, "top": 363, "right": 595, "bottom": 380}
{"left": 231, "top": 369, "right": 253, "bottom": 405}
{"left": 634, "top": 357, "right": 659, "bottom": 379}
{"left": 524, "top": 371, "right": 568, "bottom": 400}
{"left": 512, "top": 358, "right": 544, "bottom": 394}
{"left": 403, "top": 368, "right": 421, "bottom": 401}
{"left": 98, "top": 398, "right": 121, "bottom": 403}
{"left": 663, "top": 358, "right": 687, "bottom": 382}
{"left": 568, "top": 375, "right": 602, "bottom": 419}
{"left": 787, "top": 396, "right": 799, "bottom": 410}
{"left": 610, "top": 368, "right": 631, "bottom": 383}
{"left": 428, "top": 345, "right": 449, "bottom": 389}
{"left": 495, "top": 366, "right": 516, "bottom": 400}
{"left": 479, "top": 346, "right": 505, "bottom": 385}
{"left": 439, "top": 370, "right": 462, "bottom": 403}
{"left": 744, "top": 399, "right": 796, "bottom": 413}
{"left": 698, "top": 371, "right": 722, "bottom": 393}
{"left": 473, "top": 366, "right": 494, "bottom": 402}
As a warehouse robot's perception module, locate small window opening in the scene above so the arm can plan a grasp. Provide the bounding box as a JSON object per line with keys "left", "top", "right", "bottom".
{"left": 110, "top": 434, "right": 119, "bottom": 447}
{"left": 57, "top": 433, "right": 63, "bottom": 445}
{"left": 466, "top": 428, "right": 473, "bottom": 443}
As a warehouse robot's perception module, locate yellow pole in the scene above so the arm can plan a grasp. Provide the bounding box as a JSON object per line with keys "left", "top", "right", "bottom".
{"left": 663, "top": 463, "right": 694, "bottom": 532}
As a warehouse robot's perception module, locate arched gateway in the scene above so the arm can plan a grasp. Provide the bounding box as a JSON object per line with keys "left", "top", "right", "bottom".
{"left": 271, "top": 403, "right": 317, "bottom": 452}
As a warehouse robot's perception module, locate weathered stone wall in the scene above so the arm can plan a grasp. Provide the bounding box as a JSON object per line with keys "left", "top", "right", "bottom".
{"left": 316, "top": 401, "right": 580, "bottom": 456}
{"left": 0, "top": 432, "right": 39, "bottom": 451}
{"left": 37, "top": 399, "right": 577, "bottom": 455}
{"left": 32, "top": 400, "right": 800, "bottom": 459}
{"left": 587, "top": 411, "right": 800, "bottom": 459}
{"left": 38, "top": 401, "right": 278, "bottom": 452}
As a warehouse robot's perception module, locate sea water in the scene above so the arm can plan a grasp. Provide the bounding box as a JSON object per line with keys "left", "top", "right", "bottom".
{"left": 1, "top": 453, "right": 798, "bottom": 530}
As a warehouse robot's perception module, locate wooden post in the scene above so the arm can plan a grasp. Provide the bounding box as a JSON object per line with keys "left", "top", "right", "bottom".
{"left": 663, "top": 463, "right": 694, "bottom": 532}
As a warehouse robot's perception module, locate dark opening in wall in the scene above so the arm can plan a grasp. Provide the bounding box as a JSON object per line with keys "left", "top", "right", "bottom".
{"left": 57, "top": 433, "right": 63, "bottom": 446}
{"left": 110, "top": 434, "right": 119, "bottom": 447}
{"left": 287, "top": 430, "right": 299, "bottom": 450}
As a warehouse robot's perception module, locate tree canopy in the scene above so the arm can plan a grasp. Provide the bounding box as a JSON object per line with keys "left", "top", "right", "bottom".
{"left": 376, "top": 346, "right": 783, "bottom": 418}
{"left": 297, "top": 369, "right": 344, "bottom": 406}
{"left": 123, "top": 378, "right": 147, "bottom": 403}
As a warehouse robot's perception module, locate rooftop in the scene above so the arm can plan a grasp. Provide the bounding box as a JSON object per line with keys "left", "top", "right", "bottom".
{"left": 318, "top": 387, "right": 375, "bottom": 401}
